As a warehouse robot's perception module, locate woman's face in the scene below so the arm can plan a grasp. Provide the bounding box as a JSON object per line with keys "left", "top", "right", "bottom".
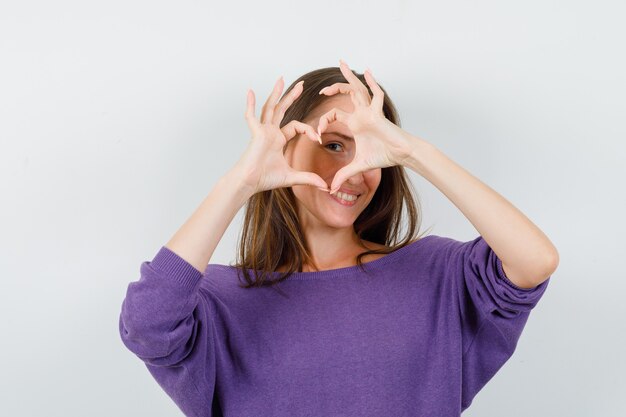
{"left": 284, "top": 94, "right": 382, "bottom": 229}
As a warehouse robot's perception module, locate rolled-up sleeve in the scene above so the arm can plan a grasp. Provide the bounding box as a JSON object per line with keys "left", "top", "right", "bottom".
{"left": 443, "top": 235, "right": 551, "bottom": 411}
{"left": 118, "top": 246, "right": 218, "bottom": 417}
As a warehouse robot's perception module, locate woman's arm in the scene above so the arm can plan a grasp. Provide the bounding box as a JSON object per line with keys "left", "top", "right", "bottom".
{"left": 401, "top": 132, "right": 559, "bottom": 289}
{"left": 311, "top": 61, "right": 558, "bottom": 288}
{"left": 166, "top": 75, "right": 330, "bottom": 273}
{"left": 165, "top": 168, "right": 254, "bottom": 273}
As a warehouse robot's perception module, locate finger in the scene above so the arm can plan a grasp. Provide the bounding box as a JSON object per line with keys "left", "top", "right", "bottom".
{"left": 285, "top": 169, "right": 329, "bottom": 191}
{"left": 338, "top": 59, "right": 369, "bottom": 106}
{"left": 273, "top": 80, "right": 304, "bottom": 125}
{"left": 245, "top": 88, "right": 258, "bottom": 125}
{"left": 364, "top": 69, "right": 385, "bottom": 111}
{"left": 316, "top": 107, "right": 351, "bottom": 137}
{"left": 318, "top": 82, "right": 352, "bottom": 97}
{"left": 329, "top": 160, "right": 367, "bottom": 195}
{"left": 261, "top": 76, "right": 284, "bottom": 124}
{"left": 281, "top": 120, "right": 323, "bottom": 144}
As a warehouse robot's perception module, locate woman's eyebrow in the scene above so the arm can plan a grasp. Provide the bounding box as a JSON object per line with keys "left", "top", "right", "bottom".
{"left": 324, "top": 131, "right": 354, "bottom": 141}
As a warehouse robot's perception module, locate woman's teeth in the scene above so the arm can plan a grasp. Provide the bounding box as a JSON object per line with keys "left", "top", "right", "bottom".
{"left": 335, "top": 192, "right": 358, "bottom": 202}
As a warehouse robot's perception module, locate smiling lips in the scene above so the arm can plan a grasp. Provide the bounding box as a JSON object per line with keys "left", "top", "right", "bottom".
{"left": 328, "top": 190, "right": 360, "bottom": 206}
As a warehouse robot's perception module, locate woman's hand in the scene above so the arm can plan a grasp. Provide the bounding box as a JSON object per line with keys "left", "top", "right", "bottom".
{"left": 317, "top": 59, "right": 416, "bottom": 195}
{"left": 234, "top": 76, "right": 329, "bottom": 195}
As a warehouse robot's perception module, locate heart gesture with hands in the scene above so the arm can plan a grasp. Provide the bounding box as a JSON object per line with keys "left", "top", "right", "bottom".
{"left": 317, "top": 60, "right": 416, "bottom": 195}
{"left": 237, "top": 76, "right": 329, "bottom": 195}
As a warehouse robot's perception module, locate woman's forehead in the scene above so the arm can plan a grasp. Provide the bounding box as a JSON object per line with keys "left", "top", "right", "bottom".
{"left": 312, "top": 95, "right": 354, "bottom": 114}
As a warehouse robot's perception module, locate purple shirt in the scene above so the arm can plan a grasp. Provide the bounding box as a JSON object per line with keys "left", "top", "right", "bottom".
{"left": 119, "top": 234, "right": 550, "bottom": 416}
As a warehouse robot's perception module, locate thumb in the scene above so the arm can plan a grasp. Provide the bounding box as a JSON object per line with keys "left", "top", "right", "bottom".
{"left": 285, "top": 169, "right": 330, "bottom": 191}
{"left": 329, "top": 162, "right": 365, "bottom": 194}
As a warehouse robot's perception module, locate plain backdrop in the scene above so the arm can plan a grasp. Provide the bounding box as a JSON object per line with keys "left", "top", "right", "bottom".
{"left": 1, "top": 0, "right": 624, "bottom": 416}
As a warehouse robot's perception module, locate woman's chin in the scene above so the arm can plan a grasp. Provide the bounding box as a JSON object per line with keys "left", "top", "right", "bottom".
{"left": 320, "top": 204, "right": 362, "bottom": 227}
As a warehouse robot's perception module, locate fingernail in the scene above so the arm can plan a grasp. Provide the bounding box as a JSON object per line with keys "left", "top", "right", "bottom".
{"left": 319, "top": 87, "right": 327, "bottom": 95}
{"left": 317, "top": 187, "right": 329, "bottom": 192}
{"left": 317, "top": 134, "right": 322, "bottom": 144}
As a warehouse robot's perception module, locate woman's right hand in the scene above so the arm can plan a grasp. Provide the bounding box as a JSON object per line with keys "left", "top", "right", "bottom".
{"left": 233, "top": 76, "right": 330, "bottom": 195}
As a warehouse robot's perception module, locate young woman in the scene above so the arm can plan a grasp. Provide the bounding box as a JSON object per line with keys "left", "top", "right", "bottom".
{"left": 119, "top": 59, "right": 558, "bottom": 416}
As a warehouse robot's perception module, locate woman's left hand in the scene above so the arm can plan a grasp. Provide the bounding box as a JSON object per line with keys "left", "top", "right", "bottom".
{"left": 317, "top": 59, "right": 417, "bottom": 194}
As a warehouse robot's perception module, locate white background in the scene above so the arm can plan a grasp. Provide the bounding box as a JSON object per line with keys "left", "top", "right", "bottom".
{"left": 1, "top": 1, "right": 624, "bottom": 416}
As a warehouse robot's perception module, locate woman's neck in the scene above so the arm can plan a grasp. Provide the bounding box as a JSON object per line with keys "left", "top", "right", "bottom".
{"left": 278, "top": 239, "right": 390, "bottom": 273}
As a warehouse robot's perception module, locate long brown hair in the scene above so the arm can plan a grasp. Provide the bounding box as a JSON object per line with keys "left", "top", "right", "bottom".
{"left": 231, "top": 66, "right": 430, "bottom": 288}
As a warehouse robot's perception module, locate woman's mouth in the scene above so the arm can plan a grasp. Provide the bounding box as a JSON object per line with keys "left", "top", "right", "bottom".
{"left": 328, "top": 191, "right": 360, "bottom": 206}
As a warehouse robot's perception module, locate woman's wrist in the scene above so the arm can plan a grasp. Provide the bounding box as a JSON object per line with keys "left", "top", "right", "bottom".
{"left": 221, "top": 167, "right": 257, "bottom": 202}
{"left": 396, "top": 130, "right": 438, "bottom": 176}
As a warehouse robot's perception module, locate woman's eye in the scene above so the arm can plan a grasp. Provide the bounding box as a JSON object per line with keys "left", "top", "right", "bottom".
{"left": 325, "top": 143, "right": 343, "bottom": 152}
